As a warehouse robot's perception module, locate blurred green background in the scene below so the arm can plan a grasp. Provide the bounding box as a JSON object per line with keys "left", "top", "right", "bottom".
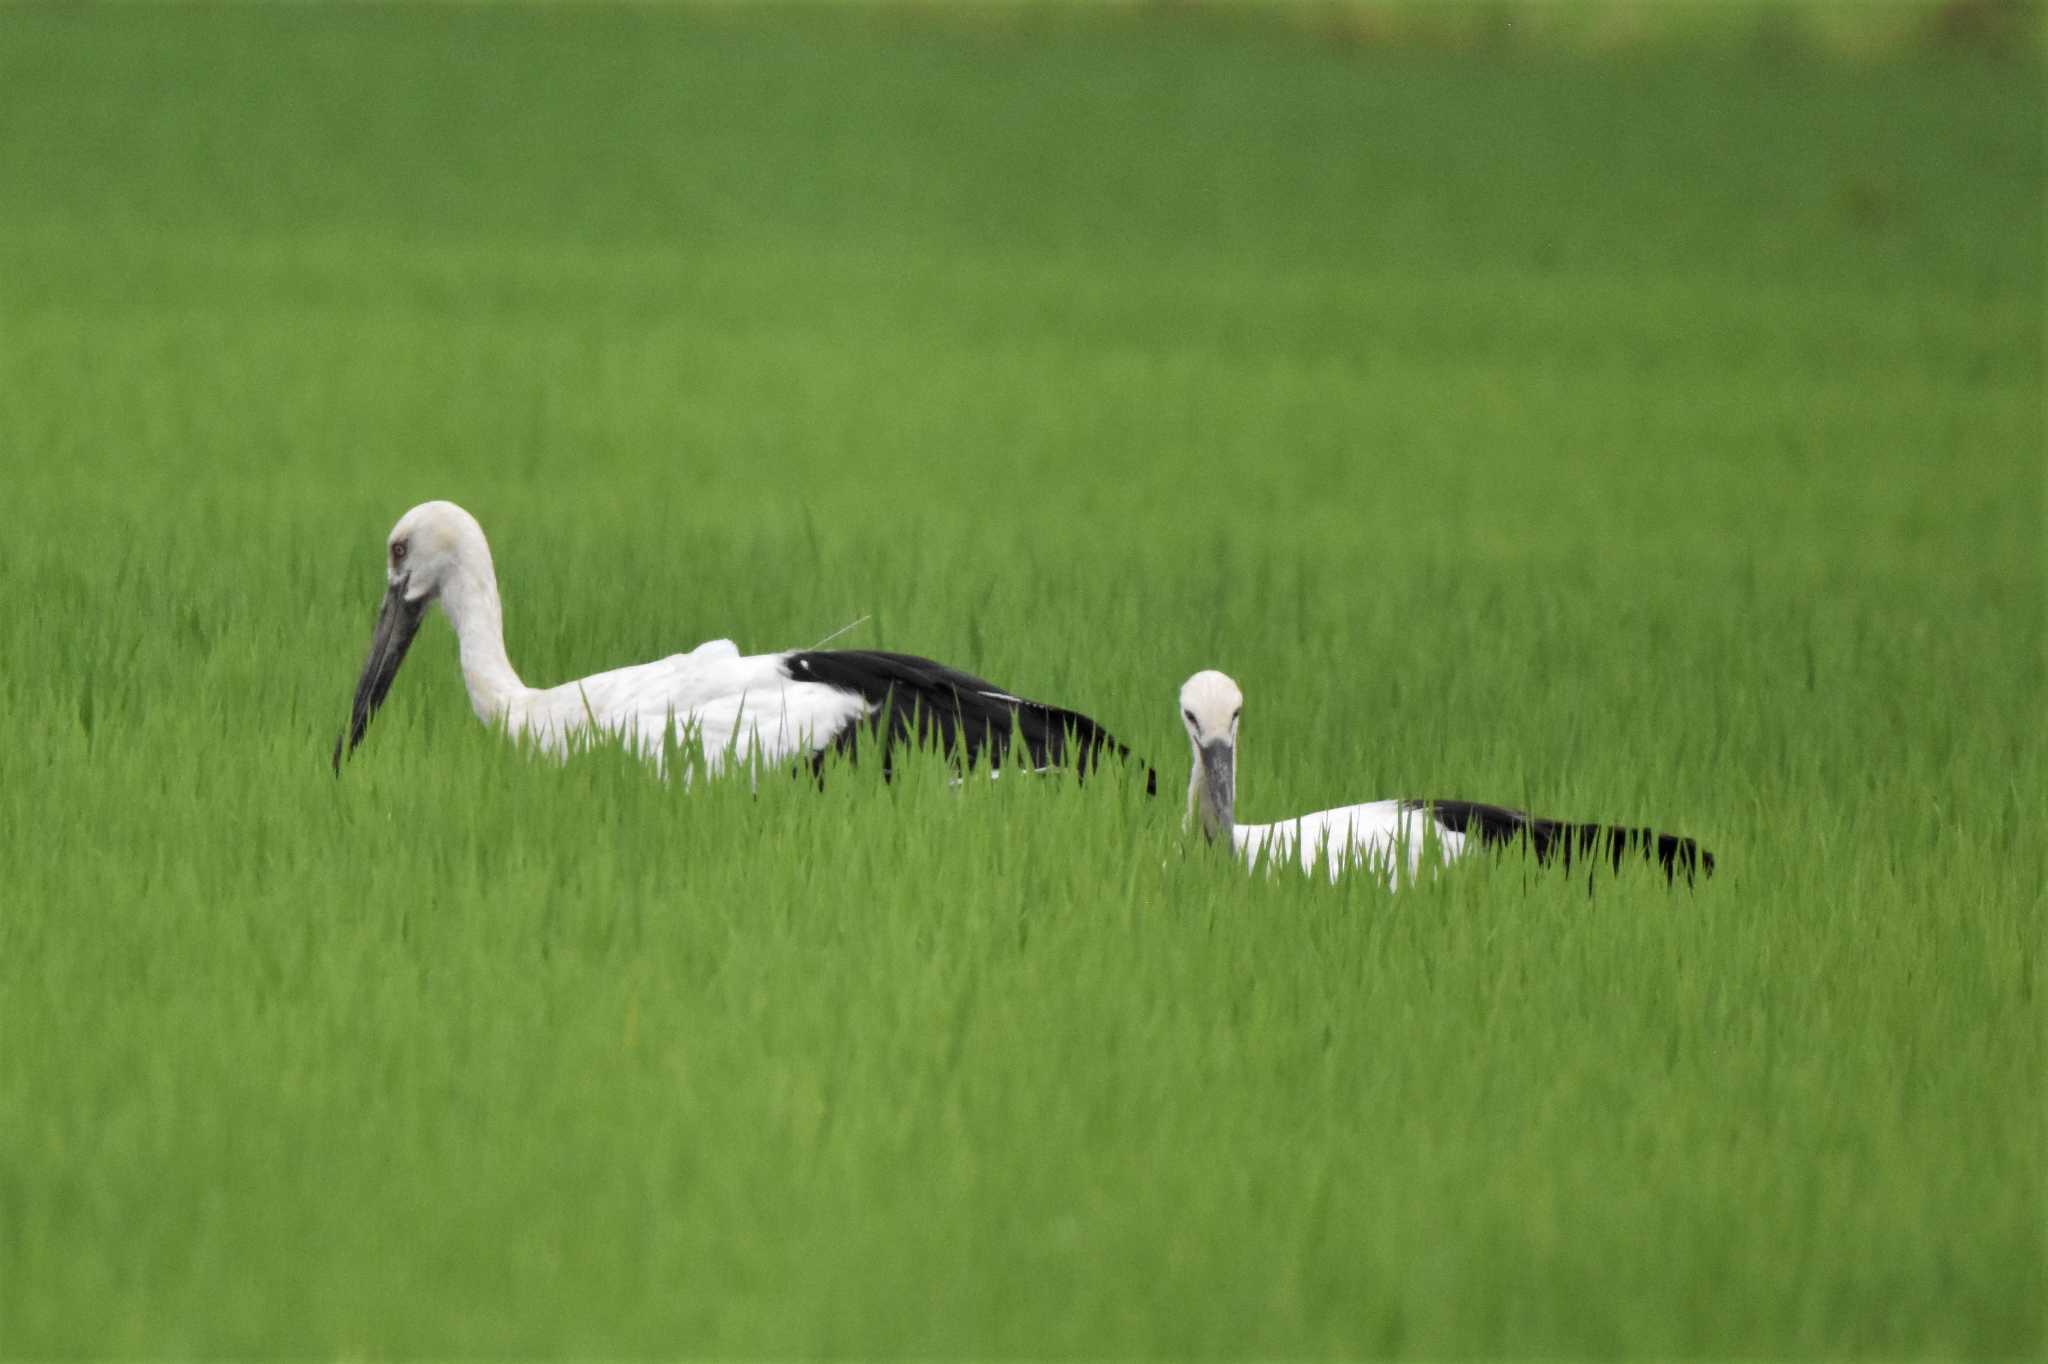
{"left": 1, "top": 2, "right": 2039, "bottom": 1356}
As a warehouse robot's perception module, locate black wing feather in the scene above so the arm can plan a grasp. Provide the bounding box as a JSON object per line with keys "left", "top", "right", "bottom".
{"left": 1405, "top": 797, "right": 1714, "bottom": 884}
{"left": 782, "top": 649, "right": 1156, "bottom": 794}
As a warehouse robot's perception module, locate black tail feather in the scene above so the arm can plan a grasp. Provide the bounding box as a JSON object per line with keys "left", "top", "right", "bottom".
{"left": 783, "top": 650, "right": 1157, "bottom": 794}
{"left": 1407, "top": 798, "right": 1714, "bottom": 884}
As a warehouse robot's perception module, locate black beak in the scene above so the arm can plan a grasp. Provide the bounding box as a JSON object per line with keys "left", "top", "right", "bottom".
{"left": 1196, "top": 739, "right": 1235, "bottom": 843}
{"left": 333, "top": 579, "right": 426, "bottom": 774}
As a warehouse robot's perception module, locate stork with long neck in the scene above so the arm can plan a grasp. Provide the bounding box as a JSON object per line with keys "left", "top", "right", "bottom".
{"left": 1178, "top": 670, "right": 1712, "bottom": 885}
{"left": 343, "top": 503, "right": 521, "bottom": 741}
{"left": 334, "top": 500, "right": 1155, "bottom": 789}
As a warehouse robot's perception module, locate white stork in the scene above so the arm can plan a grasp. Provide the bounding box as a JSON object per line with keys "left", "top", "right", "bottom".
{"left": 1178, "top": 670, "right": 1712, "bottom": 885}
{"left": 333, "top": 500, "right": 1154, "bottom": 788}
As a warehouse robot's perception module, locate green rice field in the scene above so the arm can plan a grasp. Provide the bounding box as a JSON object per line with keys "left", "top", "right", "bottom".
{"left": 0, "top": 3, "right": 2040, "bottom": 1356}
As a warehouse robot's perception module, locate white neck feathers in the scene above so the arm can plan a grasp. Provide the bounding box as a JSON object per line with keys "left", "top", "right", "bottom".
{"left": 435, "top": 535, "right": 527, "bottom": 724}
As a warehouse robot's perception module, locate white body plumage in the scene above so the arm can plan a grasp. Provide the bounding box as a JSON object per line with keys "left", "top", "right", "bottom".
{"left": 1231, "top": 800, "right": 1469, "bottom": 885}
{"left": 490, "top": 639, "right": 872, "bottom": 773}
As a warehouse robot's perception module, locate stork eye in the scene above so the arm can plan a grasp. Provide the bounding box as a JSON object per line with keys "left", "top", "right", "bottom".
{"left": 390, "top": 541, "right": 408, "bottom": 564}
{"left": 1232, "top": 707, "right": 1241, "bottom": 723}
{"left": 1183, "top": 709, "right": 1198, "bottom": 728}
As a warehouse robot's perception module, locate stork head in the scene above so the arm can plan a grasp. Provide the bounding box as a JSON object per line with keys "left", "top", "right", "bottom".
{"left": 333, "top": 500, "right": 493, "bottom": 773}
{"left": 1179, "top": 669, "right": 1243, "bottom": 844}
{"left": 381, "top": 500, "right": 491, "bottom": 604}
